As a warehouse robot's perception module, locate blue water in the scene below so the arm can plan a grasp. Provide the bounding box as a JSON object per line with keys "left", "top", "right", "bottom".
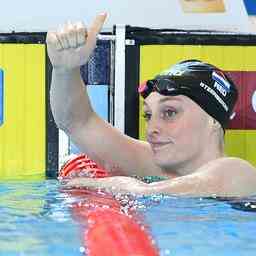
{"left": 0, "top": 179, "right": 256, "bottom": 256}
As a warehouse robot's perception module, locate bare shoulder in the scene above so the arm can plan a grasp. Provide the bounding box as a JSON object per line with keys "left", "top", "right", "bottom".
{"left": 144, "top": 157, "right": 256, "bottom": 197}
{"left": 202, "top": 157, "right": 256, "bottom": 173}
{"left": 200, "top": 157, "right": 256, "bottom": 196}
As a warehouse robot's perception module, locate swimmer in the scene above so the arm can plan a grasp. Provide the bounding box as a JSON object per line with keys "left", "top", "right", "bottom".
{"left": 47, "top": 13, "right": 256, "bottom": 197}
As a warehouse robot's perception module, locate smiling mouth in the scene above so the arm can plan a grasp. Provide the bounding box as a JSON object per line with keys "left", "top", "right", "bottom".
{"left": 151, "top": 142, "right": 172, "bottom": 152}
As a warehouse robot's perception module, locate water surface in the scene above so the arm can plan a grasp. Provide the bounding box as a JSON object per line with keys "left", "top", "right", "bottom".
{"left": 0, "top": 179, "right": 255, "bottom": 256}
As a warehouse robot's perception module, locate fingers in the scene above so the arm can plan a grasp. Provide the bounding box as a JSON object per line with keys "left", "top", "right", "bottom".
{"left": 46, "top": 31, "right": 62, "bottom": 51}
{"left": 46, "top": 21, "right": 87, "bottom": 51}
{"left": 88, "top": 12, "right": 107, "bottom": 38}
{"left": 64, "top": 178, "right": 98, "bottom": 188}
{"left": 75, "top": 21, "right": 88, "bottom": 46}
{"left": 57, "top": 26, "right": 69, "bottom": 50}
{"left": 58, "top": 21, "right": 86, "bottom": 50}
{"left": 64, "top": 21, "right": 77, "bottom": 48}
{"left": 85, "top": 13, "right": 107, "bottom": 52}
{"left": 46, "top": 13, "right": 107, "bottom": 52}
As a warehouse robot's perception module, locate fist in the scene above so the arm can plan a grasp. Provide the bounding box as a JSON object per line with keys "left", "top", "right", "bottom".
{"left": 46, "top": 13, "right": 107, "bottom": 71}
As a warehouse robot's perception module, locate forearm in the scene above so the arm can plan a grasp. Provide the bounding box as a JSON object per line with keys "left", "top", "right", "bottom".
{"left": 65, "top": 176, "right": 150, "bottom": 194}
{"left": 63, "top": 172, "right": 207, "bottom": 196}
{"left": 50, "top": 68, "right": 94, "bottom": 133}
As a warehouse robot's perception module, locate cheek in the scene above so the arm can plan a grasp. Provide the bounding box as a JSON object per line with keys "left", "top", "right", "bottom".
{"left": 175, "top": 128, "right": 199, "bottom": 151}
{"left": 186, "top": 118, "right": 210, "bottom": 149}
{"left": 170, "top": 115, "right": 207, "bottom": 148}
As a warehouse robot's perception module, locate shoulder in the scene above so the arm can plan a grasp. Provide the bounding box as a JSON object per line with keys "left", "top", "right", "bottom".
{"left": 200, "top": 157, "right": 256, "bottom": 196}
{"left": 203, "top": 157, "right": 256, "bottom": 172}
{"left": 145, "top": 157, "right": 256, "bottom": 197}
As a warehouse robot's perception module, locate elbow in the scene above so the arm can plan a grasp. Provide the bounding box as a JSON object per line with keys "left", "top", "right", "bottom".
{"left": 52, "top": 115, "right": 72, "bottom": 135}
{"left": 53, "top": 110, "right": 96, "bottom": 137}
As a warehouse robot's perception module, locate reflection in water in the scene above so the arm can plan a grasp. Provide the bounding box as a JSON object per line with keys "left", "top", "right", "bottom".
{"left": 229, "top": 200, "right": 256, "bottom": 212}
{"left": 0, "top": 179, "right": 81, "bottom": 255}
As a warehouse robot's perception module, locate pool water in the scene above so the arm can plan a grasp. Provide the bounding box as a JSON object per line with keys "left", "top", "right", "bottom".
{"left": 0, "top": 178, "right": 256, "bottom": 256}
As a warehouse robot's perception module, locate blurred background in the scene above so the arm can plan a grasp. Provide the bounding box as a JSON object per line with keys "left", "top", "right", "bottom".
{"left": 0, "top": 0, "right": 254, "bottom": 32}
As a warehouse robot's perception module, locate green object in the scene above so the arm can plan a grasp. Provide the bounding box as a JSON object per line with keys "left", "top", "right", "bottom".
{"left": 134, "top": 175, "right": 167, "bottom": 184}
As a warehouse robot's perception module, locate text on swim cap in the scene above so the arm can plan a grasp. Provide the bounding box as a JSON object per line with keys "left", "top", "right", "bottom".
{"left": 200, "top": 82, "right": 229, "bottom": 112}
{"left": 213, "top": 81, "right": 227, "bottom": 97}
{"left": 212, "top": 71, "right": 230, "bottom": 94}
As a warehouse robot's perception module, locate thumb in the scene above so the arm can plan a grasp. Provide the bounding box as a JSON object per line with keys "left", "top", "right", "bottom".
{"left": 88, "top": 12, "right": 107, "bottom": 38}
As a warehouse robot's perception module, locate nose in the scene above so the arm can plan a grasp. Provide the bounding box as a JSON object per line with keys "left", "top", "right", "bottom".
{"left": 146, "top": 115, "right": 161, "bottom": 139}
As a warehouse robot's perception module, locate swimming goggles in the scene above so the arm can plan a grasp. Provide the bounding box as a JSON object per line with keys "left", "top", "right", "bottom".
{"left": 138, "top": 76, "right": 192, "bottom": 99}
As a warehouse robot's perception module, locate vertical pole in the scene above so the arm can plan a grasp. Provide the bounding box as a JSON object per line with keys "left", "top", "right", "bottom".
{"left": 114, "top": 24, "right": 126, "bottom": 132}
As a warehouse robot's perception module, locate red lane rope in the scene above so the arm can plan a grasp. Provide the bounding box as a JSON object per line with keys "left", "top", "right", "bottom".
{"left": 59, "top": 154, "right": 159, "bottom": 256}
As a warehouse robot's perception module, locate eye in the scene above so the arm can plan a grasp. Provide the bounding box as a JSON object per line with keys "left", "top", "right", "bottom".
{"left": 162, "top": 109, "right": 177, "bottom": 120}
{"left": 143, "top": 112, "right": 151, "bottom": 122}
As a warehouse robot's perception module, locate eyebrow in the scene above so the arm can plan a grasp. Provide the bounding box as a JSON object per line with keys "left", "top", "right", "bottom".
{"left": 143, "top": 96, "right": 183, "bottom": 106}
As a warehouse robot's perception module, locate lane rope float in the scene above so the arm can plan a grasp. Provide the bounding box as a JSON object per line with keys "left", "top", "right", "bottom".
{"left": 59, "top": 154, "right": 159, "bottom": 256}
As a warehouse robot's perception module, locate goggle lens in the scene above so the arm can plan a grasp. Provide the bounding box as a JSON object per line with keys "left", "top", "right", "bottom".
{"left": 138, "top": 78, "right": 178, "bottom": 98}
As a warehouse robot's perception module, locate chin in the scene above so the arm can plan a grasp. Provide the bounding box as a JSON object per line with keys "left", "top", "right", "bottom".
{"left": 153, "top": 154, "right": 174, "bottom": 169}
{"left": 153, "top": 151, "right": 188, "bottom": 173}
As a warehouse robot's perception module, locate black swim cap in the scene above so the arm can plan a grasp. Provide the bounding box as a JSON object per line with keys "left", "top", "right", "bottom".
{"left": 140, "top": 60, "right": 238, "bottom": 130}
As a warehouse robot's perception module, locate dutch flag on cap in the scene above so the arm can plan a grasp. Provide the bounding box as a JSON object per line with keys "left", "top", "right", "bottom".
{"left": 212, "top": 71, "right": 230, "bottom": 92}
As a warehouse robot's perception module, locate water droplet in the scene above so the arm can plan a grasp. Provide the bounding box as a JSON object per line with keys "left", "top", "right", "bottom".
{"left": 252, "top": 91, "right": 256, "bottom": 112}
{"left": 88, "top": 219, "right": 95, "bottom": 225}
{"left": 164, "top": 249, "right": 171, "bottom": 255}
{"left": 79, "top": 246, "right": 85, "bottom": 253}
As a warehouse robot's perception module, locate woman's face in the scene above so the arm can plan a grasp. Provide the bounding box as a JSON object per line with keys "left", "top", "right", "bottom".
{"left": 144, "top": 92, "right": 213, "bottom": 174}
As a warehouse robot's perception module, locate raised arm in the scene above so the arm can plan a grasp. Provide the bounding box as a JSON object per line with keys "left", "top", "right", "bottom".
{"left": 47, "top": 14, "right": 162, "bottom": 177}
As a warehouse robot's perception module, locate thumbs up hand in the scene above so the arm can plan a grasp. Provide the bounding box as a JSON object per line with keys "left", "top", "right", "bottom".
{"left": 46, "top": 13, "right": 107, "bottom": 71}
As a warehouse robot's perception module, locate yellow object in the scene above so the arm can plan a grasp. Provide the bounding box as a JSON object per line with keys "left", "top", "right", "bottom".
{"left": 180, "top": 0, "right": 226, "bottom": 13}
{"left": 139, "top": 45, "right": 256, "bottom": 166}
{"left": 0, "top": 44, "right": 46, "bottom": 179}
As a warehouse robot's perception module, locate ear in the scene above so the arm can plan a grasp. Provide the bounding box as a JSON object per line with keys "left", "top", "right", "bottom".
{"left": 210, "top": 118, "right": 222, "bottom": 131}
